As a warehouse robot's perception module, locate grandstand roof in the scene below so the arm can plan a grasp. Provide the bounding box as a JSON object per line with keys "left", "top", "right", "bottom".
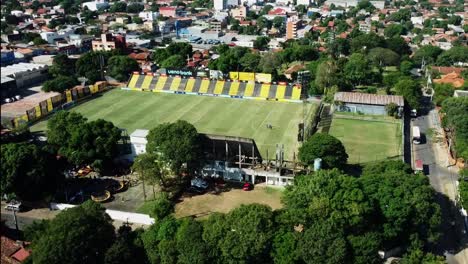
{"left": 1, "top": 63, "right": 47, "bottom": 78}
{"left": 334, "top": 92, "right": 404, "bottom": 107}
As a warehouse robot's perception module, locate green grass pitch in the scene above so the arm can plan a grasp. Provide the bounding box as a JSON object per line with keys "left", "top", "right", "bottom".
{"left": 328, "top": 117, "right": 402, "bottom": 164}
{"left": 31, "top": 89, "right": 317, "bottom": 160}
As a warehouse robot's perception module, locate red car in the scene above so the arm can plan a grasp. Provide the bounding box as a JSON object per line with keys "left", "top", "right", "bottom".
{"left": 242, "top": 182, "right": 252, "bottom": 191}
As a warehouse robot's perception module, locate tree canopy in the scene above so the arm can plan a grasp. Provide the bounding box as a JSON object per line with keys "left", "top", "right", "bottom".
{"left": 107, "top": 55, "right": 140, "bottom": 82}
{"left": 298, "top": 133, "right": 348, "bottom": 169}
{"left": 31, "top": 201, "right": 115, "bottom": 264}
{"left": 146, "top": 120, "right": 201, "bottom": 173}
{"left": 394, "top": 79, "right": 422, "bottom": 110}
{"left": 1, "top": 143, "right": 61, "bottom": 200}
{"left": 47, "top": 111, "right": 121, "bottom": 166}
{"left": 441, "top": 97, "right": 468, "bottom": 160}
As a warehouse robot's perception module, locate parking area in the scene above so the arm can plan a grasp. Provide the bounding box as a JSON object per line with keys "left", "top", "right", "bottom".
{"left": 1, "top": 86, "right": 59, "bottom": 120}
{"left": 174, "top": 185, "right": 283, "bottom": 219}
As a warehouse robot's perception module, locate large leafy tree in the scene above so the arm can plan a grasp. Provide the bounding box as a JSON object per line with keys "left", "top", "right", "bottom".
{"left": 31, "top": 201, "right": 115, "bottom": 264}
{"left": 344, "top": 53, "right": 374, "bottom": 86}
{"left": 298, "top": 133, "right": 348, "bottom": 169}
{"left": 282, "top": 169, "right": 373, "bottom": 230}
{"left": 361, "top": 161, "right": 441, "bottom": 246}
{"left": 146, "top": 120, "right": 201, "bottom": 173}
{"left": 239, "top": 53, "right": 261, "bottom": 72}
{"left": 161, "top": 55, "right": 186, "bottom": 68}
{"left": 350, "top": 32, "right": 385, "bottom": 53}
{"left": 49, "top": 54, "right": 75, "bottom": 77}
{"left": 436, "top": 46, "right": 468, "bottom": 66}
{"left": 219, "top": 204, "right": 275, "bottom": 263}
{"left": 176, "top": 218, "right": 208, "bottom": 264}
{"left": 41, "top": 75, "right": 78, "bottom": 93}
{"left": 47, "top": 111, "right": 121, "bottom": 166}
{"left": 412, "top": 45, "right": 443, "bottom": 66}
{"left": 76, "top": 51, "right": 111, "bottom": 83}
{"left": 1, "top": 143, "right": 61, "bottom": 200}
{"left": 394, "top": 79, "right": 422, "bottom": 110}
{"left": 441, "top": 97, "right": 468, "bottom": 160}
{"left": 107, "top": 55, "right": 140, "bottom": 82}
{"left": 367, "top": 47, "right": 400, "bottom": 67}
{"left": 299, "top": 220, "right": 349, "bottom": 264}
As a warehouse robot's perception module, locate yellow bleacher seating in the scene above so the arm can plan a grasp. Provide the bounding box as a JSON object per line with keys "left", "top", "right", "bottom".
{"left": 170, "top": 77, "right": 181, "bottom": 91}
{"left": 291, "top": 86, "right": 302, "bottom": 100}
{"left": 141, "top": 75, "right": 153, "bottom": 90}
{"left": 275, "top": 84, "right": 286, "bottom": 99}
{"left": 214, "top": 81, "right": 224, "bottom": 94}
{"left": 128, "top": 74, "right": 139, "bottom": 89}
{"left": 199, "top": 79, "right": 210, "bottom": 93}
{"left": 229, "top": 81, "right": 239, "bottom": 95}
{"left": 244, "top": 82, "right": 255, "bottom": 97}
{"left": 155, "top": 76, "right": 167, "bottom": 91}
{"left": 185, "top": 78, "right": 195, "bottom": 92}
{"left": 260, "top": 84, "right": 270, "bottom": 98}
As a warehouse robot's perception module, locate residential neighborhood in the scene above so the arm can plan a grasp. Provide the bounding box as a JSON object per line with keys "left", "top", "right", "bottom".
{"left": 1, "top": 0, "right": 467, "bottom": 263}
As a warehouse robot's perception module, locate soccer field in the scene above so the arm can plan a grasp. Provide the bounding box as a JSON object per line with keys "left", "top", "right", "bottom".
{"left": 329, "top": 117, "right": 402, "bottom": 164}
{"left": 31, "top": 89, "right": 316, "bottom": 160}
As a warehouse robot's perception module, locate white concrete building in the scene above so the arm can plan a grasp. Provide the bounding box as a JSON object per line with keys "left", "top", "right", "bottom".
{"left": 40, "top": 32, "right": 60, "bottom": 44}
{"left": 214, "top": 0, "right": 225, "bottom": 10}
{"left": 1, "top": 63, "right": 48, "bottom": 89}
{"left": 82, "top": 0, "right": 110, "bottom": 11}
{"left": 139, "top": 11, "right": 159, "bottom": 21}
{"left": 297, "top": 0, "right": 311, "bottom": 5}
{"left": 130, "top": 129, "right": 149, "bottom": 159}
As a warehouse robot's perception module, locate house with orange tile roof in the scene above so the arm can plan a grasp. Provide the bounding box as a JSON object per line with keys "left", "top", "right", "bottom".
{"left": 1, "top": 236, "right": 31, "bottom": 264}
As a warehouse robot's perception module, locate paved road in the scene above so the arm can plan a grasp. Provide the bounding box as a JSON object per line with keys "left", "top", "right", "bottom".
{"left": 411, "top": 96, "right": 467, "bottom": 263}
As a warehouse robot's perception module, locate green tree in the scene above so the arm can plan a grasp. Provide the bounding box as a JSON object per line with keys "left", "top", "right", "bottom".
{"left": 400, "top": 249, "right": 445, "bottom": 264}
{"left": 259, "top": 52, "right": 282, "bottom": 74}
{"left": 273, "top": 16, "right": 285, "bottom": 29}
{"left": 350, "top": 32, "right": 385, "bottom": 53}
{"left": 344, "top": 53, "right": 373, "bottom": 86}
{"left": 433, "top": 83, "right": 454, "bottom": 106}
{"left": 219, "top": 204, "right": 274, "bottom": 263}
{"left": 436, "top": 46, "right": 468, "bottom": 66}
{"left": 314, "top": 60, "right": 339, "bottom": 93}
{"left": 412, "top": 45, "right": 443, "bottom": 66}
{"left": 127, "top": 3, "right": 144, "bottom": 13}
{"left": 361, "top": 161, "right": 441, "bottom": 245}
{"left": 176, "top": 218, "right": 208, "bottom": 264}
{"left": 239, "top": 52, "right": 261, "bottom": 72}
{"left": 253, "top": 36, "right": 270, "bottom": 50}
{"left": 271, "top": 229, "right": 301, "bottom": 264}
{"left": 385, "top": 36, "right": 411, "bottom": 55}
{"left": 107, "top": 55, "right": 140, "bottom": 82}
{"left": 298, "top": 133, "right": 348, "bottom": 169}
{"left": 76, "top": 51, "right": 110, "bottom": 83}
{"left": 166, "top": 42, "right": 193, "bottom": 58}
{"left": 367, "top": 47, "right": 400, "bottom": 66}
{"left": 49, "top": 54, "right": 75, "bottom": 77}
{"left": 384, "top": 24, "right": 405, "bottom": 38}
{"left": 146, "top": 120, "right": 201, "bottom": 174}
{"left": 109, "top": 1, "right": 127, "bottom": 12}
{"left": 41, "top": 75, "right": 78, "bottom": 93}
{"left": 32, "top": 201, "right": 115, "bottom": 264}
{"left": 299, "top": 220, "right": 349, "bottom": 264}
{"left": 400, "top": 60, "right": 414, "bottom": 75}
{"left": 47, "top": 111, "right": 121, "bottom": 166}
{"left": 161, "top": 55, "right": 186, "bottom": 68}
{"left": 394, "top": 79, "right": 422, "bottom": 110}
{"left": 33, "top": 36, "right": 48, "bottom": 45}
{"left": 385, "top": 102, "right": 399, "bottom": 117}
{"left": 1, "top": 143, "right": 61, "bottom": 200}
{"left": 441, "top": 97, "right": 468, "bottom": 160}
{"left": 459, "top": 180, "right": 468, "bottom": 210}
{"left": 202, "top": 213, "right": 228, "bottom": 262}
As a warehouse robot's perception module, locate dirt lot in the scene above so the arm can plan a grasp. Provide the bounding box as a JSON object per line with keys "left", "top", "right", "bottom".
{"left": 174, "top": 186, "right": 283, "bottom": 219}
{"left": 1, "top": 86, "right": 59, "bottom": 120}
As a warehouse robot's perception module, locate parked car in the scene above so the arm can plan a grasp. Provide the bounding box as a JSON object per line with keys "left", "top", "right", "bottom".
{"left": 4, "top": 200, "right": 22, "bottom": 212}
{"left": 191, "top": 178, "right": 209, "bottom": 190}
{"left": 242, "top": 182, "right": 252, "bottom": 191}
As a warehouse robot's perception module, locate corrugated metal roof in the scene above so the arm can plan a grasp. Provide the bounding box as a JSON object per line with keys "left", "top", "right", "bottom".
{"left": 334, "top": 92, "right": 404, "bottom": 107}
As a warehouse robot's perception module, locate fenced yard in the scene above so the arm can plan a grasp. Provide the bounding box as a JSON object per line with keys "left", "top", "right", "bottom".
{"left": 329, "top": 115, "right": 402, "bottom": 164}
